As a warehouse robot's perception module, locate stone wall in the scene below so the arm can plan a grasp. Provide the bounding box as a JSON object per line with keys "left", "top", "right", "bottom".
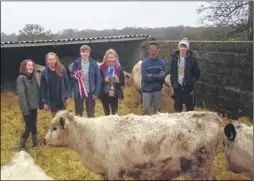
{"left": 139, "top": 41, "right": 253, "bottom": 119}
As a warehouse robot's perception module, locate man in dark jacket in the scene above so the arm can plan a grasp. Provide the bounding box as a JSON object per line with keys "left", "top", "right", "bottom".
{"left": 170, "top": 37, "right": 201, "bottom": 112}
{"left": 69, "top": 45, "right": 102, "bottom": 117}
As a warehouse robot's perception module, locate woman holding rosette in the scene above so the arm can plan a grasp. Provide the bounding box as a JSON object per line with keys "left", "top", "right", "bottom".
{"left": 99, "top": 49, "right": 125, "bottom": 115}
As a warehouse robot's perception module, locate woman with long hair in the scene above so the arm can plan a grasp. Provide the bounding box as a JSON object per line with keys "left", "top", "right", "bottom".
{"left": 99, "top": 49, "right": 125, "bottom": 115}
{"left": 40, "top": 52, "right": 72, "bottom": 116}
{"left": 16, "top": 59, "right": 40, "bottom": 150}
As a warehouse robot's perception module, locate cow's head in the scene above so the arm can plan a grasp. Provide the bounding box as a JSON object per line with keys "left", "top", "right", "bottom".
{"left": 34, "top": 64, "right": 44, "bottom": 86}
{"left": 123, "top": 71, "right": 133, "bottom": 87}
{"left": 223, "top": 122, "right": 253, "bottom": 174}
{"left": 44, "top": 110, "right": 75, "bottom": 147}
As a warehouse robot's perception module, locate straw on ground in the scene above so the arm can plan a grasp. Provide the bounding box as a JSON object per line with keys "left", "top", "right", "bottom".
{"left": 1, "top": 86, "right": 252, "bottom": 180}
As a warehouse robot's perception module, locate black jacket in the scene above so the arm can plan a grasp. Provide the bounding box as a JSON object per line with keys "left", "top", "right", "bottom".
{"left": 40, "top": 66, "right": 71, "bottom": 108}
{"left": 170, "top": 50, "right": 201, "bottom": 89}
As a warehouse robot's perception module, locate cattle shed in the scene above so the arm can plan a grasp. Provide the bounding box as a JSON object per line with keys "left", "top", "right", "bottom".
{"left": 1, "top": 34, "right": 150, "bottom": 85}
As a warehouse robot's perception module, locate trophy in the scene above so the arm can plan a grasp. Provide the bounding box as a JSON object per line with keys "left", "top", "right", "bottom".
{"left": 108, "top": 76, "right": 116, "bottom": 97}
{"left": 112, "top": 76, "right": 117, "bottom": 82}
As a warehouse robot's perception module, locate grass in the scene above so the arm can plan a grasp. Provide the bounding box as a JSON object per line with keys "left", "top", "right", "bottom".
{"left": 1, "top": 86, "right": 253, "bottom": 180}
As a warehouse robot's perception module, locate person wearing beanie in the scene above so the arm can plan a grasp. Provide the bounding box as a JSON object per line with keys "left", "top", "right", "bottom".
{"left": 170, "top": 37, "right": 201, "bottom": 112}
{"left": 141, "top": 42, "right": 167, "bottom": 115}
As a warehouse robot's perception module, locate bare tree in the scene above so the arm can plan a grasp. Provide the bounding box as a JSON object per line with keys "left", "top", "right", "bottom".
{"left": 248, "top": 1, "right": 253, "bottom": 40}
{"left": 18, "top": 24, "right": 54, "bottom": 41}
{"left": 197, "top": 1, "right": 252, "bottom": 40}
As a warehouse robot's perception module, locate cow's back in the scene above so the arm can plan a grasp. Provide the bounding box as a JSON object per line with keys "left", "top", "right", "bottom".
{"left": 132, "top": 60, "right": 142, "bottom": 91}
{"left": 96, "top": 111, "right": 222, "bottom": 179}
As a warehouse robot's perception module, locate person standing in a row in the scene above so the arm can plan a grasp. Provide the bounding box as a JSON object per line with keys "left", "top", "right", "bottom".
{"left": 69, "top": 45, "right": 102, "bottom": 117}
{"left": 141, "top": 42, "right": 167, "bottom": 115}
{"left": 99, "top": 49, "right": 125, "bottom": 115}
{"left": 170, "top": 37, "right": 201, "bottom": 112}
{"left": 16, "top": 59, "right": 40, "bottom": 150}
{"left": 40, "top": 52, "right": 72, "bottom": 117}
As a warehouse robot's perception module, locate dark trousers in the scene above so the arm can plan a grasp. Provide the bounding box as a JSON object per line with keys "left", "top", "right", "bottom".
{"left": 101, "top": 94, "right": 118, "bottom": 116}
{"left": 173, "top": 86, "right": 195, "bottom": 112}
{"left": 74, "top": 93, "right": 95, "bottom": 117}
{"left": 22, "top": 109, "right": 37, "bottom": 139}
{"left": 51, "top": 103, "right": 66, "bottom": 117}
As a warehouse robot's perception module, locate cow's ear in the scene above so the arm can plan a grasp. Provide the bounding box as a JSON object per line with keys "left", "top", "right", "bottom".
{"left": 59, "top": 117, "right": 65, "bottom": 129}
{"left": 224, "top": 123, "right": 236, "bottom": 141}
{"left": 61, "top": 110, "right": 75, "bottom": 122}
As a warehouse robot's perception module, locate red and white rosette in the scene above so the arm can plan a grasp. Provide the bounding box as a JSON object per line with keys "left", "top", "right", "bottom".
{"left": 73, "top": 70, "right": 88, "bottom": 99}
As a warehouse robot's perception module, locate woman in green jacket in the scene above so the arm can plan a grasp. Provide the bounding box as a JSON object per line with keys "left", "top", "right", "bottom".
{"left": 16, "top": 59, "right": 40, "bottom": 150}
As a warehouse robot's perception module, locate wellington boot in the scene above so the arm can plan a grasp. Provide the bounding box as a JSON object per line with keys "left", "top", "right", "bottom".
{"left": 31, "top": 134, "right": 38, "bottom": 147}
{"left": 19, "top": 138, "right": 27, "bottom": 151}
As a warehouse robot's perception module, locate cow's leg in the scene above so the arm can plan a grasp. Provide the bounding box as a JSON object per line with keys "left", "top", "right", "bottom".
{"left": 102, "top": 174, "right": 108, "bottom": 180}
{"left": 182, "top": 147, "right": 215, "bottom": 180}
{"left": 183, "top": 160, "right": 214, "bottom": 180}
{"left": 136, "top": 90, "right": 142, "bottom": 105}
{"left": 107, "top": 169, "right": 124, "bottom": 180}
{"left": 136, "top": 91, "right": 141, "bottom": 105}
{"left": 140, "top": 92, "right": 143, "bottom": 104}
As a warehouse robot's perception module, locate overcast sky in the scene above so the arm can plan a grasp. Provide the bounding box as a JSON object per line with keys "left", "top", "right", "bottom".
{"left": 2, "top": 1, "right": 205, "bottom": 34}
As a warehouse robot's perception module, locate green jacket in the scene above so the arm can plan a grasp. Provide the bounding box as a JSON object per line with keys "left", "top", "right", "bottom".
{"left": 16, "top": 73, "right": 39, "bottom": 115}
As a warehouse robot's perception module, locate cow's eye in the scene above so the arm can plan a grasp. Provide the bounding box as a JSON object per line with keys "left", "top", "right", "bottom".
{"left": 53, "top": 127, "right": 57, "bottom": 131}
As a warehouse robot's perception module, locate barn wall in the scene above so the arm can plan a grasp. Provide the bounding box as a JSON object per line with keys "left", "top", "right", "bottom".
{"left": 1, "top": 40, "right": 143, "bottom": 84}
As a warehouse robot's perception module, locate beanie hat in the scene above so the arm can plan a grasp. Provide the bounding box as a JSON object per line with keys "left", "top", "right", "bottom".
{"left": 178, "top": 37, "right": 189, "bottom": 49}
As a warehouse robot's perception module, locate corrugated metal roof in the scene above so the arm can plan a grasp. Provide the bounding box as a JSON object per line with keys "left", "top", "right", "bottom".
{"left": 1, "top": 34, "right": 151, "bottom": 48}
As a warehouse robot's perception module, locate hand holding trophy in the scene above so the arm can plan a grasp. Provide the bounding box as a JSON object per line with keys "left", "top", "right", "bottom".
{"left": 108, "top": 76, "right": 118, "bottom": 97}
{"left": 110, "top": 76, "right": 119, "bottom": 83}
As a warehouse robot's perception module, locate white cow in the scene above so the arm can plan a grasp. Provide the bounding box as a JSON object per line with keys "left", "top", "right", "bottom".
{"left": 131, "top": 60, "right": 142, "bottom": 104}
{"left": 44, "top": 110, "right": 222, "bottom": 180}
{"left": 1, "top": 151, "right": 53, "bottom": 180}
{"left": 223, "top": 122, "right": 253, "bottom": 176}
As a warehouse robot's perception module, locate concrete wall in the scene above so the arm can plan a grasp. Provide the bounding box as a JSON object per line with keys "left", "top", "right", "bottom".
{"left": 139, "top": 41, "right": 253, "bottom": 119}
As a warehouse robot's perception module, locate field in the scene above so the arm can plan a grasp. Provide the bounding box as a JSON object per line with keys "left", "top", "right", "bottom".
{"left": 1, "top": 86, "right": 253, "bottom": 180}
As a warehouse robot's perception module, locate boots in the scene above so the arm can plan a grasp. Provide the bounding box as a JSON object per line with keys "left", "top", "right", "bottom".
{"left": 19, "top": 138, "right": 27, "bottom": 151}
{"left": 31, "top": 133, "right": 38, "bottom": 147}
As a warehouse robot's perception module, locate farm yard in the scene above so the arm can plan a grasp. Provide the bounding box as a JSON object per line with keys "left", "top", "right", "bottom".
{"left": 1, "top": 86, "right": 253, "bottom": 180}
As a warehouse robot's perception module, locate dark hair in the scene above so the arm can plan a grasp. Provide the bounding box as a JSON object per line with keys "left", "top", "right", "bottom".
{"left": 149, "top": 42, "right": 158, "bottom": 48}
{"left": 19, "top": 59, "right": 36, "bottom": 75}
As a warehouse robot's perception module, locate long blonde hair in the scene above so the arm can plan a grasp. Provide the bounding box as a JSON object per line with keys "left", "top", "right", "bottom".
{"left": 45, "top": 52, "right": 63, "bottom": 78}
{"left": 102, "top": 48, "right": 119, "bottom": 64}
